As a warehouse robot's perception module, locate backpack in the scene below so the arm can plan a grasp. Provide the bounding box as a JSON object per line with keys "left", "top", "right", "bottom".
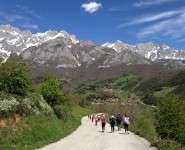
{"left": 117, "top": 115, "right": 122, "bottom": 122}
{"left": 110, "top": 118, "right": 115, "bottom": 123}
{"left": 124, "top": 117, "right": 129, "bottom": 124}
{"left": 102, "top": 117, "right": 106, "bottom": 123}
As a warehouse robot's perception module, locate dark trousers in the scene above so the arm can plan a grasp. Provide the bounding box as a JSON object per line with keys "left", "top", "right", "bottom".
{"left": 102, "top": 122, "right": 105, "bottom": 130}
{"left": 124, "top": 123, "right": 128, "bottom": 133}
{"left": 117, "top": 122, "right": 121, "bottom": 130}
{"left": 111, "top": 123, "right": 115, "bottom": 132}
{"left": 95, "top": 120, "right": 98, "bottom": 126}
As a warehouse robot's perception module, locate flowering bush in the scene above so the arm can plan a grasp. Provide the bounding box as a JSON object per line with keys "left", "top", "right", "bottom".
{"left": 20, "top": 94, "right": 53, "bottom": 115}
{"left": 0, "top": 98, "right": 19, "bottom": 117}
{"left": 0, "top": 94, "right": 53, "bottom": 117}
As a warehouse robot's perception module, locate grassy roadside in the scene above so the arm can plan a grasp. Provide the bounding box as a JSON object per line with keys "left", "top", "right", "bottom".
{"left": 0, "top": 106, "right": 93, "bottom": 150}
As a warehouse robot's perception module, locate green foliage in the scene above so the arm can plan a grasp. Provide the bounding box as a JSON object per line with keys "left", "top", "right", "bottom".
{"left": 112, "top": 73, "right": 136, "bottom": 87}
{"left": 142, "top": 94, "right": 157, "bottom": 105}
{"left": 40, "top": 76, "right": 66, "bottom": 106}
{"left": 173, "top": 83, "right": 185, "bottom": 99}
{"left": 135, "top": 77, "right": 161, "bottom": 96}
{"left": 115, "top": 90, "right": 133, "bottom": 100}
{"left": 86, "top": 92, "right": 97, "bottom": 101}
{"left": 0, "top": 57, "right": 31, "bottom": 96}
{"left": 0, "top": 93, "right": 53, "bottom": 118}
{"left": 72, "top": 106, "right": 93, "bottom": 119}
{"left": 76, "top": 82, "right": 98, "bottom": 94}
{"left": 156, "top": 94, "right": 185, "bottom": 144}
{"left": 168, "top": 70, "right": 185, "bottom": 86}
{"left": 65, "top": 92, "right": 88, "bottom": 107}
{"left": 53, "top": 105, "right": 71, "bottom": 120}
{"left": 96, "top": 89, "right": 114, "bottom": 100}
{"left": 154, "top": 87, "right": 176, "bottom": 98}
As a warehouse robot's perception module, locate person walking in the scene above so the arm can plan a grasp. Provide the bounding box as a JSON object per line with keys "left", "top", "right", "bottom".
{"left": 101, "top": 115, "right": 106, "bottom": 132}
{"left": 110, "top": 116, "right": 116, "bottom": 133}
{"left": 98, "top": 115, "right": 100, "bottom": 122}
{"left": 123, "top": 114, "right": 130, "bottom": 134}
{"left": 92, "top": 115, "right": 94, "bottom": 123}
{"left": 116, "top": 113, "right": 122, "bottom": 131}
{"left": 95, "top": 115, "right": 98, "bottom": 126}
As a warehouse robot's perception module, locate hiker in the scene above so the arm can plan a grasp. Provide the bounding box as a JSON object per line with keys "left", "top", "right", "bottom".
{"left": 90, "top": 115, "right": 91, "bottom": 120}
{"left": 98, "top": 115, "right": 100, "bottom": 122}
{"left": 101, "top": 115, "right": 106, "bottom": 132}
{"left": 110, "top": 115, "right": 116, "bottom": 132}
{"left": 116, "top": 113, "right": 122, "bottom": 131}
{"left": 123, "top": 114, "right": 130, "bottom": 134}
{"left": 92, "top": 115, "right": 94, "bottom": 123}
{"left": 95, "top": 115, "right": 98, "bottom": 126}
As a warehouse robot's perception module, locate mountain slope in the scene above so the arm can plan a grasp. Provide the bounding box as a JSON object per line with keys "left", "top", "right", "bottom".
{"left": 102, "top": 41, "right": 185, "bottom": 61}
{"left": 0, "top": 24, "right": 185, "bottom": 69}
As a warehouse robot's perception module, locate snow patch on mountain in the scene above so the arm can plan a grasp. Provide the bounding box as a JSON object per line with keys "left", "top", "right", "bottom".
{"left": 0, "top": 25, "right": 79, "bottom": 62}
{"left": 102, "top": 41, "right": 185, "bottom": 61}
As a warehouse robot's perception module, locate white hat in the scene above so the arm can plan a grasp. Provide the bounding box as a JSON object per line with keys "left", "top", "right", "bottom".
{"left": 103, "top": 115, "right": 105, "bottom": 117}
{"left": 111, "top": 116, "right": 114, "bottom": 118}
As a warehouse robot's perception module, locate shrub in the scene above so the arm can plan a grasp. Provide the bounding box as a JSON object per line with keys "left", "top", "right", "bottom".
{"left": 53, "top": 105, "right": 71, "bottom": 120}
{"left": 40, "top": 76, "right": 66, "bottom": 106}
{"left": 0, "top": 97, "right": 19, "bottom": 117}
{"left": 0, "top": 57, "right": 31, "bottom": 96}
{"left": 156, "top": 94, "right": 185, "bottom": 144}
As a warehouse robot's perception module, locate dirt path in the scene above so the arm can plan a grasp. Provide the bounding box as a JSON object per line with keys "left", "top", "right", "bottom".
{"left": 38, "top": 116, "right": 156, "bottom": 150}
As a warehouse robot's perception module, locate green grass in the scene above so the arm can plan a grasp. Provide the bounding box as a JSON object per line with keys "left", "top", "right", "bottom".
{"left": 72, "top": 106, "right": 93, "bottom": 118}
{"left": 0, "top": 107, "right": 93, "bottom": 150}
{"left": 112, "top": 73, "right": 136, "bottom": 87}
{"left": 115, "top": 90, "right": 138, "bottom": 100}
{"left": 154, "top": 87, "right": 176, "bottom": 98}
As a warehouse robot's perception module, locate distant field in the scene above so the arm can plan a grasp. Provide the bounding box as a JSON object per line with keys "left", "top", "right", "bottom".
{"left": 112, "top": 73, "right": 137, "bottom": 87}
{"left": 154, "top": 87, "right": 176, "bottom": 98}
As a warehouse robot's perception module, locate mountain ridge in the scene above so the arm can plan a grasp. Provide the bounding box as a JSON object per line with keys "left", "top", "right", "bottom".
{"left": 0, "top": 24, "right": 185, "bottom": 69}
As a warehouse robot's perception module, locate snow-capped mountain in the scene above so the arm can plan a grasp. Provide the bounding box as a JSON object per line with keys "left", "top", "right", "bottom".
{"left": 0, "top": 25, "right": 79, "bottom": 62}
{"left": 0, "top": 25, "right": 185, "bottom": 69}
{"left": 102, "top": 41, "right": 185, "bottom": 61}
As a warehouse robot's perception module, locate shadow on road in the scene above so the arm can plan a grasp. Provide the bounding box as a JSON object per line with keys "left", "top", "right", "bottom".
{"left": 107, "top": 132, "right": 113, "bottom": 133}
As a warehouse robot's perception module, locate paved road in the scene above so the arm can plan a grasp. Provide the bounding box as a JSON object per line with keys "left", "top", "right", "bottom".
{"left": 38, "top": 116, "right": 156, "bottom": 150}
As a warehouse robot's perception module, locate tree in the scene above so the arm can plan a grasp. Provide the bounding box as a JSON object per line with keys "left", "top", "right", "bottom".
{"left": 156, "top": 94, "right": 185, "bottom": 144}
{"left": 40, "top": 76, "right": 66, "bottom": 106}
{"left": 0, "top": 57, "right": 31, "bottom": 96}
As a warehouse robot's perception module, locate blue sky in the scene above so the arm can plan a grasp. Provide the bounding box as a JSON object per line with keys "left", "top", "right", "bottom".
{"left": 1, "top": 0, "right": 185, "bottom": 49}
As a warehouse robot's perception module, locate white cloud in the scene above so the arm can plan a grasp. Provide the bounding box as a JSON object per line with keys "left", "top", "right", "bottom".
{"left": 137, "top": 12, "right": 185, "bottom": 40}
{"left": 119, "top": 9, "right": 183, "bottom": 28}
{"left": 0, "top": 12, "right": 27, "bottom": 22}
{"left": 134, "top": 0, "right": 177, "bottom": 7}
{"left": 22, "top": 24, "right": 38, "bottom": 29}
{"left": 81, "top": 2, "right": 102, "bottom": 13}
{"left": 16, "top": 5, "right": 40, "bottom": 18}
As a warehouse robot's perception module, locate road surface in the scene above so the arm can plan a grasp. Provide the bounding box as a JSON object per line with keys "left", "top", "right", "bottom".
{"left": 38, "top": 116, "right": 156, "bottom": 150}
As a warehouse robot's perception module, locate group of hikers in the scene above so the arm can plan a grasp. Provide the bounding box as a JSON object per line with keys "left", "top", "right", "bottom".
{"left": 88, "top": 113, "right": 130, "bottom": 134}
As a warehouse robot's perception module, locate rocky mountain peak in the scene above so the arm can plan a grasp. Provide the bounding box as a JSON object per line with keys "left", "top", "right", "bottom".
{"left": 102, "top": 40, "right": 132, "bottom": 52}
{"left": 162, "top": 44, "right": 170, "bottom": 50}
{"left": 0, "top": 25, "right": 185, "bottom": 69}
